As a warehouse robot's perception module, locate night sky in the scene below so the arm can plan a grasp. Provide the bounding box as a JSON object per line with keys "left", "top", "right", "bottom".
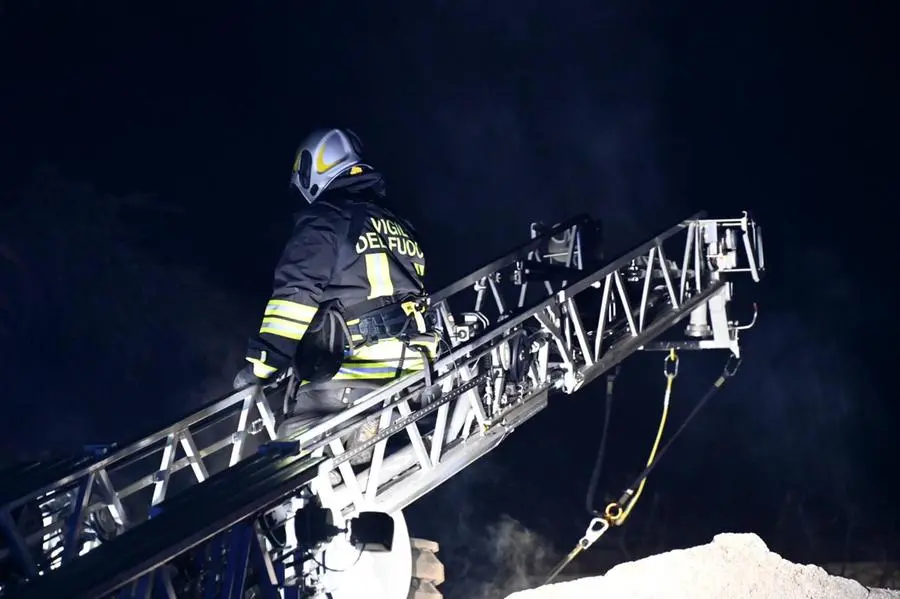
{"left": 1, "top": 1, "right": 897, "bottom": 597}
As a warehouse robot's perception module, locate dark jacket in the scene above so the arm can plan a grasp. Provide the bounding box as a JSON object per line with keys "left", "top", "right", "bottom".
{"left": 245, "top": 181, "right": 428, "bottom": 380}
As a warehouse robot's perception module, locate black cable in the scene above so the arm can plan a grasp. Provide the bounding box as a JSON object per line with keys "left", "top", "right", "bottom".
{"left": 584, "top": 365, "right": 620, "bottom": 517}
{"left": 312, "top": 546, "right": 364, "bottom": 572}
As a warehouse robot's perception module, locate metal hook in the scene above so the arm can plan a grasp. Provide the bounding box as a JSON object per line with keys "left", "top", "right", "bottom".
{"left": 578, "top": 517, "right": 610, "bottom": 549}
{"left": 734, "top": 302, "right": 759, "bottom": 331}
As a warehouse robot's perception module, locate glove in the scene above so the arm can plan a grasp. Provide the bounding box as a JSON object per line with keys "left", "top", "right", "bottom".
{"left": 232, "top": 364, "right": 263, "bottom": 390}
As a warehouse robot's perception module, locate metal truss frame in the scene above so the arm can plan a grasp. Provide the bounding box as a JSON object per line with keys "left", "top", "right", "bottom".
{"left": 0, "top": 210, "right": 764, "bottom": 599}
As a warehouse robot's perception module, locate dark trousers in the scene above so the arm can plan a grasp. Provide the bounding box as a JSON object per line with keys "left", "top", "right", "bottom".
{"left": 277, "top": 384, "right": 378, "bottom": 465}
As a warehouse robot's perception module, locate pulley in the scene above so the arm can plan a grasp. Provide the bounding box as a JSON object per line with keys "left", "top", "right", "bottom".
{"left": 506, "top": 332, "right": 536, "bottom": 383}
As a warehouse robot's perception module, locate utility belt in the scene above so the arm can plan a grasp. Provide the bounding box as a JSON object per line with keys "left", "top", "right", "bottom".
{"left": 343, "top": 295, "right": 436, "bottom": 347}
{"left": 289, "top": 294, "right": 440, "bottom": 406}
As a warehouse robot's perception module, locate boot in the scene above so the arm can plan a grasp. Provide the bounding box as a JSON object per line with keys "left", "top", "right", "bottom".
{"left": 346, "top": 415, "right": 380, "bottom": 466}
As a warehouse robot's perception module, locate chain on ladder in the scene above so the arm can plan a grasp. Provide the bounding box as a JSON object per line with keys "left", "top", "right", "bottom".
{"left": 542, "top": 349, "right": 742, "bottom": 586}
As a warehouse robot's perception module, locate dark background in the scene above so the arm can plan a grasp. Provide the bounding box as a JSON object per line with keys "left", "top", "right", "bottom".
{"left": 1, "top": 1, "right": 897, "bottom": 597}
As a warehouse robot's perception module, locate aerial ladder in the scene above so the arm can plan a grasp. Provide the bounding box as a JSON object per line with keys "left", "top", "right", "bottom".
{"left": 0, "top": 210, "right": 765, "bottom": 599}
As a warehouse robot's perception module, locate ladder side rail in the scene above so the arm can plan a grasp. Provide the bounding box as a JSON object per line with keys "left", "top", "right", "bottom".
{"left": 428, "top": 214, "right": 595, "bottom": 304}
{"left": 0, "top": 386, "right": 283, "bottom": 570}
{"left": 326, "top": 384, "right": 552, "bottom": 516}
{"left": 422, "top": 215, "right": 591, "bottom": 443}
{"left": 637, "top": 214, "right": 765, "bottom": 355}
{"left": 0, "top": 398, "right": 275, "bottom": 569}
{"left": 1, "top": 450, "right": 325, "bottom": 599}
{"left": 1, "top": 385, "right": 263, "bottom": 511}
{"left": 576, "top": 279, "right": 728, "bottom": 390}
{"left": 574, "top": 216, "right": 762, "bottom": 389}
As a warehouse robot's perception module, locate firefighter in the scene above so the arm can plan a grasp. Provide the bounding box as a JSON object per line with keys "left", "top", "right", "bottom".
{"left": 233, "top": 128, "right": 439, "bottom": 464}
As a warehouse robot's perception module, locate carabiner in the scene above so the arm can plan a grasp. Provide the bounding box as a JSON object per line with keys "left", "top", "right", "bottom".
{"left": 724, "top": 353, "right": 742, "bottom": 377}
{"left": 664, "top": 348, "right": 679, "bottom": 378}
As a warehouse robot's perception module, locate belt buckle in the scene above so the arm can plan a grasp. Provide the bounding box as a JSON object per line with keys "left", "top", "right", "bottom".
{"left": 399, "top": 301, "right": 420, "bottom": 316}
{"left": 400, "top": 300, "right": 428, "bottom": 334}
{"left": 357, "top": 319, "right": 374, "bottom": 340}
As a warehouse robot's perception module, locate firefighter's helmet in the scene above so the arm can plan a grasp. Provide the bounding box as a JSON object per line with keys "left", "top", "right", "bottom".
{"left": 290, "top": 128, "right": 370, "bottom": 203}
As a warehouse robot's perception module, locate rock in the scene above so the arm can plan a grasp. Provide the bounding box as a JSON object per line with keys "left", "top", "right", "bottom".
{"left": 506, "top": 533, "right": 900, "bottom": 599}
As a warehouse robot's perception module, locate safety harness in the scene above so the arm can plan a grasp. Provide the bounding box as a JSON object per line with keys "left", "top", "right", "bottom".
{"left": 289, "top": 201, "right": 439, "bottom": 396}
{"left": 342, "top": 201, "right": 438, "bottom": 382}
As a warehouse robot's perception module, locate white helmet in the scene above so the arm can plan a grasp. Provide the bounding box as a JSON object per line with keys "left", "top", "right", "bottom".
{"left": 290, "top": 128, "right": 369, "bottom": 203}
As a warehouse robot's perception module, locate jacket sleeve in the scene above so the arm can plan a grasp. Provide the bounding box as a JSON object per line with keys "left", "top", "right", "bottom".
{"left": 245, "top": 205, "right": 346, "bottom": 379}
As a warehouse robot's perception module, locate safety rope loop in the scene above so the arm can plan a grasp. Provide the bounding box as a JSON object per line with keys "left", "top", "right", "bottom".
{"left": 604, "top": 501, "right": 623, "bottom": 522}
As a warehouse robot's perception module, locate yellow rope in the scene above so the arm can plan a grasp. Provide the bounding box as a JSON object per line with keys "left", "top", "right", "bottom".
{"left": 605, "top": 348, "right": 677, "bottom": 526}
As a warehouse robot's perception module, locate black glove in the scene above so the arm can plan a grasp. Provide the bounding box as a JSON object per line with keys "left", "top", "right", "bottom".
{"left": 233, "top": 364, "right": 263, "bottom": 390}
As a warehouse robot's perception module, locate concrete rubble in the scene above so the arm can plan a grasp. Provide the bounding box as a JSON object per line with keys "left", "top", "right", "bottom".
{"left": 506, "top": 532, "right": 900, "bottom": 599}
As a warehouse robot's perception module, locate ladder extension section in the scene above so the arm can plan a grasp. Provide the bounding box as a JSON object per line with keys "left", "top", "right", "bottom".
{"left": 0, "top": 211, "right": 765, "bottom": 598}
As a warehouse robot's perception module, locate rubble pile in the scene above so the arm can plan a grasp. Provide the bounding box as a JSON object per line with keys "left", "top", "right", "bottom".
{"left": 506, "top": 533, "right": 900, "bottom": 599}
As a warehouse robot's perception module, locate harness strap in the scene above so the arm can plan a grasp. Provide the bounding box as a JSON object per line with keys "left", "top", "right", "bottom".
{"left": 343, "top": 294, "right": 427, "bottom": 321}
{"left": 345, "top": 297, "right": 433, "bottom": 344}
{"left": 401, "top": 342, "right": 435, "bottom": 388}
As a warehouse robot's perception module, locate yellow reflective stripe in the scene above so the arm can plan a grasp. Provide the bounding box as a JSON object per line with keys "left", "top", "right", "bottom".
{"left": 247, "top": 357, "right": 277, "bottom": 379}
{"left": 333, "top": 371, "right": 395, "bottom": 380}
{"left": 341, "top": 363, "right": 400, "bottom": 376}
{"left": 264, "top": 299, "right": 317, "bottom": 323}
{"left": 260, "top": 316, "right": 309, "bottom": 340}
{"left": 349, "top": 336, "right": 439, "bottom": 361}
{"left": 351, "top": 339, "right": 406, "bottom": 360}
{"left": 343, "top": 357, "right": 425, "bottom": 368}
{"left": 332, "top": 364, "right": 424, "bottom": 381}
{"left": 413, "top": 262, "right": 425, "bottom": 276}
{"left": 365, "top": 252, "right": 394, "bottom": 299}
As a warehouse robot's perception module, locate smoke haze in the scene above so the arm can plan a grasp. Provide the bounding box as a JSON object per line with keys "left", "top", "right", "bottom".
{"left": 0, "top": 169, "right": 248, "bottom": 458}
